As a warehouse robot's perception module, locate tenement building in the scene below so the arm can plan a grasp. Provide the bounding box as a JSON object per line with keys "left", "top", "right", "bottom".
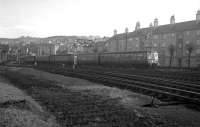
{"left": 106, "top": 10, "right": 200, "bottom": 68}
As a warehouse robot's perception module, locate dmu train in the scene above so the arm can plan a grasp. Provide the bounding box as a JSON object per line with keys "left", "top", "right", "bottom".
{"left": 20, "top": 51, "right": 159, "bottom": 68}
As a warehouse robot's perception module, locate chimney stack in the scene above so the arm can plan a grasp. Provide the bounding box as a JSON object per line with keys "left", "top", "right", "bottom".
{"left": 170, "top": 15, "right": 175, "bottom": 24}
{"left": 196, "top": 10, "right": 200, "bottom": 24}
{"left": 154, "top": 18, "right": 158, "bottom": 27}
{"left": 125, "top": 27, "right": 129, "bottom": 33}
{"left": 114, "top": 29, "right": 117, "bottom": 35}
{"left": 135, "top": 21, "right": 140, "bottom": 31}
{"left": 149, "top": 22, "right": 153, "bottom": 27}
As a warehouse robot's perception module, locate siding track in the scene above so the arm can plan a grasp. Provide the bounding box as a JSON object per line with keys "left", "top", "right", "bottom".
{"left": 40, "top": 66, "right": 200, "bottom": 105}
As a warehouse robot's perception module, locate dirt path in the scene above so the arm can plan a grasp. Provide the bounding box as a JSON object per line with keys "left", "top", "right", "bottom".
{"left": 1, "top": 66, "right": 200, "bottom": 127}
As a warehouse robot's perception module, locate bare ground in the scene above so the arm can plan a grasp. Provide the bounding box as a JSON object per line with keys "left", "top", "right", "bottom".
{"left": 1, "top": 66, "right": 200, "bottom": 127}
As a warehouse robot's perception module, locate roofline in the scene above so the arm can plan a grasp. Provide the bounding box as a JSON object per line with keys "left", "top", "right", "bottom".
{"left": 109, "top": 20, "right": 198, "bottom": 39}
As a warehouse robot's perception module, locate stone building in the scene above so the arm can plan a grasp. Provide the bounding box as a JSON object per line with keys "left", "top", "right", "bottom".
{"left": 37, "top": 43, "right": 59, "bottom": 56}
{"left": 0, "top": 44, "right": 9, "bottom": 63}
{"left": 106, "top": 10, "right": 200, "bottom": 67}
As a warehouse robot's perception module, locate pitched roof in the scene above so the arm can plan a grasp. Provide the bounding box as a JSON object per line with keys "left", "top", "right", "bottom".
{"left": 110, "top": 20, "right": 200, "bottom": 40}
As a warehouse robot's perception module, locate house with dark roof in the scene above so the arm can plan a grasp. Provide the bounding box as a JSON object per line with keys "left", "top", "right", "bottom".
{"left": 106, "top": 10, "right": 200, "bottom": 67}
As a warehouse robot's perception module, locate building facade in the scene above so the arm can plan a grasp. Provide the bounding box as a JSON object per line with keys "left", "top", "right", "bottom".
{"left": 37, "top": 43, "right": 59, "bottom": 56}
{"left": 106, "top": 10, "right": 200, "bottom": 67}
{"left": 0, "top": 44, "right": 9, "bottom": 63}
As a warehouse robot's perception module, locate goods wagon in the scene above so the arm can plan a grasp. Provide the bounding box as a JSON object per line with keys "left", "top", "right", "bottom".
{"left": 36, "top": 56, "right": 49, "bottom": 63}
{"left": 20, "top": 56, "right": 35, "bottom": 64}
{"left": 52, "top": 54, "right": 73, "bottom": 65}
{"left": 77, "top": 53, "right": 99, "bottom": 65}
{"left": 99, "top": 51, "right": 149, "bottom": 67}
{"left": 20, "top": 51, "right": 159, "bottom": 68}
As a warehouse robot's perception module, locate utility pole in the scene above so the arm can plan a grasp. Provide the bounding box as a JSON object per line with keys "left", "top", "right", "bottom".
{"left": 73, "top": 40, "right": 78, "bottom": 69}
{"left": 49, "top": 41, "right": 52, "bottom": 64}
{"left": 146, "top": 23, "right": 153, "bottom": 52}
{"left": 125, "top": 27, "right": 128, "bottom": 51}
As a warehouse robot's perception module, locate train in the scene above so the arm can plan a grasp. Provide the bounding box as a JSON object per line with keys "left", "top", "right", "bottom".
{"left": 19, "top": 51, "right": 159, "bottom": 68}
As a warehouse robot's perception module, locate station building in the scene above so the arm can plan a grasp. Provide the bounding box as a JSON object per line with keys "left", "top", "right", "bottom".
{"left": 106, "top": 10, "right": 200, "bottom": 67}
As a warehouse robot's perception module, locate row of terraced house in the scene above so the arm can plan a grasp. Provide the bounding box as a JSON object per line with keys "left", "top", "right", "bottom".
{"left": 105, "top": 10, "right": 200, "bottom": 68}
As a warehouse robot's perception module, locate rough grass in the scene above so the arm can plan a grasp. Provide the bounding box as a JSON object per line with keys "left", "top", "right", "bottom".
{"left": 0, "top": 108, "right": 59, "bottom": 127}
{"left": 0, "top": 75, "right": 59, "bottom": 127}
{"left": 2, "top": 69, "right": 157, "bottom": 127}
{"left": 3, "top": 67, "right": 200, "bottom": 127}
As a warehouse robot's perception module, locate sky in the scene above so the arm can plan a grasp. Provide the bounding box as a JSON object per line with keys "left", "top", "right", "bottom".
{"left": 0, "top": 0, "right": 199, "bottom": 38}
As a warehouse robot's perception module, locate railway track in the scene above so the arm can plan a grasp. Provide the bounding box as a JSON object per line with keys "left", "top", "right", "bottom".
{"left": 77, "top": 66, "right": 200, "bottom": 85}
{"left": 41, "top": 66, "right": 200, "bottom": 105}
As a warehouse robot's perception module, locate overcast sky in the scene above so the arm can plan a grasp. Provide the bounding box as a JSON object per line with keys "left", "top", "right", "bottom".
{"left": 0, "top": 0, "right": 199, "bottom": 38}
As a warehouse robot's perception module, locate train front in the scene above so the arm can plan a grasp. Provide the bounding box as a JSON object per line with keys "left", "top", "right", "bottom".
{"left": 147, "top": 51, "right": 159, "bottom": 66}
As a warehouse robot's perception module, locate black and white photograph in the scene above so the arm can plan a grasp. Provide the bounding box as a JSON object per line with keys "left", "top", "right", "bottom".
{"left": 0, "top": 0, "right": 200, "bottom": 126}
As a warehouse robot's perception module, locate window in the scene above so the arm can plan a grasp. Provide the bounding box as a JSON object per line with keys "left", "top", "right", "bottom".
{"left": 197, "top": 30, "right": 200, "bottom": 35}
{"left": 163, "top": 34, "right": 167, "bottom": 39}
{"left": 186, "top": 31, "right": 190, "bottom": 36}
{"left": 178, "top": 43, "right": 182, "bottom": 48}
{"left": 196, "top": 49, "right": 200, "bottom": 54}
{"left": 135, "top": 37, "right": 139, "bottom": 41}
{"left": 161, "top": 43, "right": 166, "bottom": 47}
{"left": 197, "top": 40, "right": 200, "bottom": 45}
{"left": 129, "top": 38, "right": 133, "bottom": 41}
{"left": 185, "top": 41, "right": 190, "bottom": 44}
{"left": 145, "top": 43, "right": 149, "bottom": 47}
{"left": 171, "top": 33, "right": 175, "bottom": 37}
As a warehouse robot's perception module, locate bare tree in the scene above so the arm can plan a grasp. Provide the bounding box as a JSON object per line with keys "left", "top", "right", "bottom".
{"left": 185, "top": 43, "right": 194, "bottom": 68}
{"left": 168, "top": 44, "right": 175, "bottom": 67}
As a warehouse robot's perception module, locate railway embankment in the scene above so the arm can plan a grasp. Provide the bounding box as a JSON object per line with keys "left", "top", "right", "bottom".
{"left": 0, "top": 70, "right": 59, "bottom": 127}
{"left": 1, "top": 66, "right": 200, "bottom": 127}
